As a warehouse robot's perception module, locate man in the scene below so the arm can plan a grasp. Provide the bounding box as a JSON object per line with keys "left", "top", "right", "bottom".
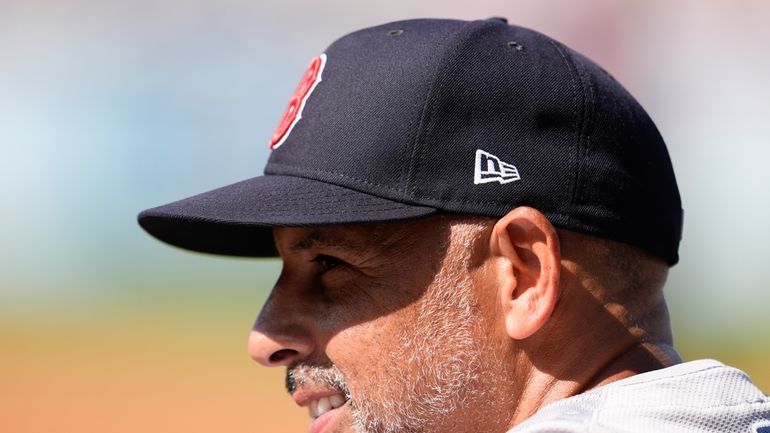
{"left": 138, "top": 18, "right": 770, "bottom": 433}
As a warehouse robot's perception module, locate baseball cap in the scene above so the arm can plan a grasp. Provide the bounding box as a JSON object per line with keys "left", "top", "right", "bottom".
{"left": 138, "top": 17, "right": 683, "bottom": 264}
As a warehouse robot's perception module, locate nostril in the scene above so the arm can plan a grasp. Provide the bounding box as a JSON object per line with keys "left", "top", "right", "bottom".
{"left": 269, "top": 349, "right": 299, "bottom": 363}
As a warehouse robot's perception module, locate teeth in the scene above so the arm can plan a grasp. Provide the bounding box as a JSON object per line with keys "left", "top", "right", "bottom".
{"left": 329, "top": 394, "right": 345, "bottom": 408}
{"left": 316, "top": 397, "right": 331, "bottom": 416}
{"left": 307, "top": 394, "right": 346, "bottom": 419}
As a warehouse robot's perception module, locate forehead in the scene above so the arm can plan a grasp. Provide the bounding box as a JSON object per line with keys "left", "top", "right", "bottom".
{"left": 272, "top": 217, "right": 452, "bottom": 256}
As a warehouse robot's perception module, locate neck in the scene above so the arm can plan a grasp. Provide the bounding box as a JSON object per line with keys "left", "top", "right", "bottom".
{"left": 507, "top": 340, "right": 679, "bottom": 427}
{"left": 505, "top": 291, "right": 680, "bottom": 428}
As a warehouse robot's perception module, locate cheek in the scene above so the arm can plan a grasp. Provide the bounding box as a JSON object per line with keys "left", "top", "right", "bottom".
{"left": 313, "top": 273, "right": 431, "bottom": 388}
{"left": 323, "top": 301, "right": 421, "bottom": 381}
{"left": 315, "top": 273, "right": 422, "bottom": 335}
{"left": 325, "top": 306, "right": 411, "bottom": 358}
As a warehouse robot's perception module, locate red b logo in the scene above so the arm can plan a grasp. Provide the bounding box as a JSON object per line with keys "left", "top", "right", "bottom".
{"left": 269, "top": 54, "right": 326, "bottom": 149}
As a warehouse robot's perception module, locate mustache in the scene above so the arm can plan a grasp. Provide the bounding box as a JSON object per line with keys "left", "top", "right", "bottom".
{"left": 285, "top": 363, "right": 351, "bottom": 397}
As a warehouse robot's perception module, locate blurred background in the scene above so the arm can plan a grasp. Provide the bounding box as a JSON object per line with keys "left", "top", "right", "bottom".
{"left": 2, "top": 0, "right": 769, "bottom": 432}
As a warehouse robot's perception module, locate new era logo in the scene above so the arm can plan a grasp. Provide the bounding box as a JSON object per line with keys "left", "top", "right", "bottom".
{"left": 474, "top": 149, "right": 521, "bottom": 185}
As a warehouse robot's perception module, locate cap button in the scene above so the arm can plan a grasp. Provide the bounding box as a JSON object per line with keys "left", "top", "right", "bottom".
{"left": 487, "top": 16, "right": 508, "bottom": 23}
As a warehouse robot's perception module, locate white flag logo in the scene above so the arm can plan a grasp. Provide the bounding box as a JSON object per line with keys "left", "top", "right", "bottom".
{"left": 474, "top": 149, "right": 521, "bottom": 185}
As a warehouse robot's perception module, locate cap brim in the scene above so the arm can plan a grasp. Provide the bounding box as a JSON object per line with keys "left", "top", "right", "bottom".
{"left": 137, "top": 175, "right": 437, "bottom": 257}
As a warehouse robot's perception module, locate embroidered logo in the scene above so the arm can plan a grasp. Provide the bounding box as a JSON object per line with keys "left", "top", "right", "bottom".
{"left": 269, "top": 53, "right": 327, "bottom": 150}
{"left": 474, "top": 149, "right": 521, "bottom": 185}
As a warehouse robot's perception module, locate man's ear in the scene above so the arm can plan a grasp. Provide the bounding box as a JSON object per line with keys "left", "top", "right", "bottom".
{"left": 490, "top": 207, "right": 561, "bottom": 340}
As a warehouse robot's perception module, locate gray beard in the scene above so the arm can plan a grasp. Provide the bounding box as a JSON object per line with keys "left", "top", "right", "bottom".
{"left": 350, "top": 224, "right": 494, "bottom": 433}
{"left": 287, "top": 221, "right": 497, "bottom": 433}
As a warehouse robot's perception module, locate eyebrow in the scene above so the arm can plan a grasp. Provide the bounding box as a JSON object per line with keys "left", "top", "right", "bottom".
{"left": 288, "top": 231, "right": 367, "bottom": 254}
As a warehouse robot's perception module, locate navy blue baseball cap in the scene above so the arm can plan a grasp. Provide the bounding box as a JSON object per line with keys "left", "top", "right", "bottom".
{"left": 138, "top": 17, "right": 683, "bottom": 264}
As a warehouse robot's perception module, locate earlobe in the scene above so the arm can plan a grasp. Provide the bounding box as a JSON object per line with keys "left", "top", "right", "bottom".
{"left": 491, "top": 207, "right": 561, "bottom": 340}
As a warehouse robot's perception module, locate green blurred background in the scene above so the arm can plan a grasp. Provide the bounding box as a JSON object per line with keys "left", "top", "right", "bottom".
{"left": 2, "top": 1, "right": 769, "bottom": 432}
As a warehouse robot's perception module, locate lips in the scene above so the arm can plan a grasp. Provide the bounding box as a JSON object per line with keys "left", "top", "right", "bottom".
{"left": 293, "top": 390, "right": 349, "bottom": 433}
{"left": 286, "top": 364, "right": 351, "bottom": 432}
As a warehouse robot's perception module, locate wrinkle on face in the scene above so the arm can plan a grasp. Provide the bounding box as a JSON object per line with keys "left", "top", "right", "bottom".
{"left": 268, "top": 216, "right": 514, "bottom": 433}
{"left": 345, "top": 219, "right": 510, "bottom": 433}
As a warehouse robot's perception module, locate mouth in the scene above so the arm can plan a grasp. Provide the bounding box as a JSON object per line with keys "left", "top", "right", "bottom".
{"left": 294, "top": 390, "right": 350, "bottom": 433}
{"left": 307, "top": 393, "right": 347, "bottom": 419}
{"left": 286, "top": 363, "right": 351, "bottom": 433}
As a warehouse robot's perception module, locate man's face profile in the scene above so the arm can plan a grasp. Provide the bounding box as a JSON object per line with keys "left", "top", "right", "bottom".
{"left": 248, "top": 216, "right": 517, "bottom": 433}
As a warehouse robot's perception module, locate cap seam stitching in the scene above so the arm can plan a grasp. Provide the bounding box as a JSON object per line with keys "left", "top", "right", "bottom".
{"left": 266, "top": 162, "right": 569, "bottom": 211}
{"left": 548, "top": 40, "right": 584, "bottom": 225}
{"left": 143, "top": 204, "right": 429, "bottom": 223}
{"left": 404, "top": 19, "right": 486, "bottom": 197}
{"left": 267, "top": 162, "right": 405, "bottom": 194}
{"left": 569, "top": 53, "right": 597, "bottom": 216}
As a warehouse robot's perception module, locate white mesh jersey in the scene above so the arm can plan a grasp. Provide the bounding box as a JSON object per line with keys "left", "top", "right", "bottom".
{"left": 508, "top": 359, "right": 770, "bottom": 433}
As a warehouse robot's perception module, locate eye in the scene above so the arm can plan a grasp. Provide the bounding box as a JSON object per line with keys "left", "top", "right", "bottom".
{"left": 311, "top": 254, "right": 345, "bottom": 274}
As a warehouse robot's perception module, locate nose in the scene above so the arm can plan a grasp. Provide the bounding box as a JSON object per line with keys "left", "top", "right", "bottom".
{"left": 248, "top": 284, "right": 316, "bottom": 367}
{"left": 248, "top": 328, "right": 314, "bottom": 367}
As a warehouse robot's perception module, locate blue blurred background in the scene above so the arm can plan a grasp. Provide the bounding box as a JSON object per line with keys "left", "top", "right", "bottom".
{"left": 2, "top": 1, "right": 769, "bottom": 432}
